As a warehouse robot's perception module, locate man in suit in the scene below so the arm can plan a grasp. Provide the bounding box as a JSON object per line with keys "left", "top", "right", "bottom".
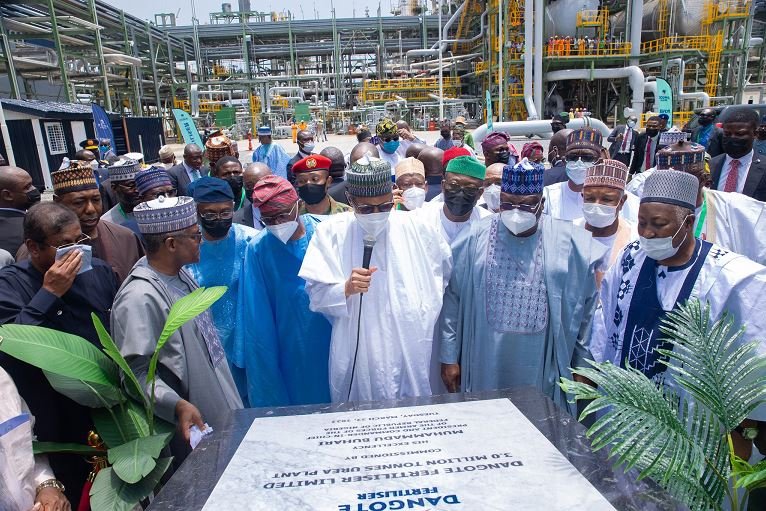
{"left": 234, "top": 162, "right": 271, "bottom": 229}
{"left": 286, "top": 130, "right": 316, "bottom": 185}
{"left": 629, "top": 116, "right": 662, "bottom": 175}
{"left": 167, "top": 144, "right": 209, "bottom": 196}
{"left": 0, "top": 166, "right": 40, "bottom": 256}
{"left": 321, "top": 146, "right": 349, "bottom": 205}
{"left": 608, "top": 115, "right": 638, "bottom": 167}
{"left": 710, "top": 105, "right": 766, "bottom": 202}
{"left": 691, "top": 108, "right": 724, "bottom": 158}
{"left": 545, "top": 128, "right": 571, "bottom": 186}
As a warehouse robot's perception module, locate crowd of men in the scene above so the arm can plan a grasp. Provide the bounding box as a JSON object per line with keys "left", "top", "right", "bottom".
{"left": 1, "top": 104, "right": 766, "bottom": 510}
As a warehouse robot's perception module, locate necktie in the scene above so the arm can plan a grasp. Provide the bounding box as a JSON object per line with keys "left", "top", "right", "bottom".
{"left": 191, "top": 169, "right": 201, "bottom": 181}
{"left": 620, "top": 129, "right": 631, "bottom": 152}
{"left": 723, "top": 159, "right": 740, "bottom": 192}
{"left": 645, "top": 138, "right": 653, "bottom": 169}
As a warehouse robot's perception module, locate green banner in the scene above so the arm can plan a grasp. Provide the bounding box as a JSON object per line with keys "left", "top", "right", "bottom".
{"left": 172, "top": 108, "right": 203, "bottom": 147}
{"left": 486, "top": 90, "right": 493, "bottom": 132}
{"left": 655, "top": 78, "right": 673, "bottom": 127}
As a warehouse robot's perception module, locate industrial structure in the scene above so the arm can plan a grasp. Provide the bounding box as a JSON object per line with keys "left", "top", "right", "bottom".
{"left": 0, "top": 0, "right": 765, "bottom": 144}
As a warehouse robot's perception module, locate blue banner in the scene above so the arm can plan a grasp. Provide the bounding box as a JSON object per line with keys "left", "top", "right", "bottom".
{"left": 486, "top": 90, "right": 493, "bottom": 133}
{"left": 91, "top": 103, "right": 115, "bottom": 159}
{"left": 173, "top": 108, "right": 203, "bottom": 148}
{"left": 655, "top": 78, "right": 674, "bottom": 127}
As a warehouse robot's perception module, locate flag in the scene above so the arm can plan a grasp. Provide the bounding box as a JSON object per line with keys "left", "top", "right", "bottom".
{"left": 656, "top": 78, "right": 674, "bottom": 127}
{"left": 486, "top": 90, "right": 493, "bottom": 132}
{"left": 173, "top": 109, "right": 203, "bottom": 148}
{"left": 91, "top": 103, "right": 114, "bottom": 159}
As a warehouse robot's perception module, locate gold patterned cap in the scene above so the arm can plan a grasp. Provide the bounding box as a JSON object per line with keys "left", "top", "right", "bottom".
{"left": 584, "top": 159, "right": 629, "bottom": 190}
{"left": 52, "top": 160, "right": 98, "bottom": 195}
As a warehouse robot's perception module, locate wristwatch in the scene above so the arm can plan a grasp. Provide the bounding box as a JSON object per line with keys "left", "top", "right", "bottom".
{"left": 735, "top": 425, "right": 760, "bottom": 441}
{"left": 35, "top": 479, "right": 65, "bottom": 495}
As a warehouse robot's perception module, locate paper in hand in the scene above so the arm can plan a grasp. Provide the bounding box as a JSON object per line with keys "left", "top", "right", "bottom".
{"left": 190, "top": 423, "right": 214, "bottom": 449}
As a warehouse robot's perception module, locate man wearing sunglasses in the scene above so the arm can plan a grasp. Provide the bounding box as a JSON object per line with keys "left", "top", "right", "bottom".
{"left": 0, "top": 202, "right": 119, "bottom": 507}
{"left": 440, "top": 159, "right": 606, "bottom": 416}
{"left": 236, "top": 175, "right": 332, "bottom": 408}
{"left": 186, "top": 177, "right": 259, "bottom": 403}
{"left": 101, "top": 158, "right": 143, "bottom": 236}
{"left": 543, "top": 127, "right": 639, "bottom": 223}
{"left": 112, "top": 195, "right": 243, "bottom": 462}
{"left": 300, "top": 154, "right": 451, "bottom": 403}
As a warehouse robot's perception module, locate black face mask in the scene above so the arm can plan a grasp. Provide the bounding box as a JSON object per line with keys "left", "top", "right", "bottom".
{"left": 444, "top": 188, "right": 479, "bottom": 217}
{"left": 698, "top": 117, "right": 713, "bottom": 126}
{"left": 441, "top": 131, "right": 451, "bottom": 139}
{"left": 721, "top": 136, "right": 753, "bottom": 158}
{"left": 298, "top": 183, "right": 327, "bottom": 205}
{"left": 645, "top": 129, "right": 659, "bottom": 137}
{"left": 224, "top": 175, "right": 244, "bottom": 203}
{"left": 495, "top": 151, "right": 510, "bottom": 164}
{"left": 25, "top": 188, "right": 42, "bottom": 209}
{"left": 245, "top": 187, "right": 254, "bottom": 203}
{"left": 200, "top": 217, "right": 232, "bottom": 238}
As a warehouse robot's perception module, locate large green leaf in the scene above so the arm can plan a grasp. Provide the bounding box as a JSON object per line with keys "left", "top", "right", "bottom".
{"left": 44, "top": 370, "right": 125, "bottom": 408}
{"left": 33, "top": 441, "right": 107, "bottom": 457}
{"left": 107, "top": 432, "right": 173, "bottom": 484}
{"left": 92, "top": 400, "right": 151, "bottom": 448}
{"left": 145, "top": 286, "right": 226, "bottom": 387}
{"left": 0, "top": 324, "right": 118, "bottom": 386}
{"left": 89, "top": 457, "right": 173, "bottom": 511}
{"left": 91, "top": 313, "right": 150, "bottom": 415}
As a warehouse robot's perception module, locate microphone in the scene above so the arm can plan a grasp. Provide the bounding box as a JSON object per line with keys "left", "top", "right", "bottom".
{"left": 362, "top": 235, "right": 376, "bottom": 270}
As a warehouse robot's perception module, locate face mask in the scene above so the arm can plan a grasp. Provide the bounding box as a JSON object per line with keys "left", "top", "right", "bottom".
{"left": 298, "top": 183, "right": 327, "bottom": 205}
{"left": 199, "top": 217, "right": 232, "bottom": 239}
{"left": 501, "top": 208, "right": 539, "bottom": 236}
{"left": 645, "top": 128, "right": 659, "bottom": 137}
{"left": 224, "top": 175, "right": 244, "bottom": 202}
{"left": 55, "top": 244, "right": 93, "bottom": 274}
{"left": 627, "top": 121, "right": 636, "bottom": 128}
{"left": 582, "top": 202, "right": 618, "bottom": 228}
{"left": 495, "top": 150, "right": 510, "bottom": 164}
{"left": 382, "top": 140, "right": 400, "bottom": 154}
{"left": 301, "top": 143, "right": 315, "bottom": 153}
{"left": 25, "top": 188, "right": 42, "bottom": 209}
{"left": 266, "top": 220, "right": 299, "bottom": 244}
{"left": 245, "top": 188, "right": 254, "bottom": 203}
{"left": 355, "top": 211, "right": 390, "bottom": 238}
{"left": 441, "top": 131, "right": 451, "bottom": 139}
{"left": 721, "top": 136, "right": 752, "bottom": 159}
{"left": 402, "top": 187, "right": 426, "bottom": 210}
{"left": 482, "top": 184, "right": 501, "bottom": 212}
{"left": 698, "top": 117, "right": 713, "bottom": 126}
{"left": 444, "top": 188, "right": 479, "bottom": 217}
{"left": 640, "top": 216, "right": 690, "bottom": 260}
{"left": 566, "top": 159, "right": 591, "bottom": 185}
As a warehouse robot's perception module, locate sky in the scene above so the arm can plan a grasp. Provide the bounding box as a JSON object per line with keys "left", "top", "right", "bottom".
{"left": 108, "top": 0, "right": 420, "bottom": 25}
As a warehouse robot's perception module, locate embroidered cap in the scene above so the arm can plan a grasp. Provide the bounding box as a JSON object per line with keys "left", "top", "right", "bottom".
{"left": 481, "top": 131, "right": 510, "bottom": 152}
{"left": 251, "top": 175, "right": 298, "bottom": 215}
{"left": 135, "top": 166, "right": 173, "bottom": 196}
{"left": 641, "top": 170, "right": 698, "bottom": 211}
{"left": 205, "top": 130, "right": 236, "bottom": 164}
{"left": 502, "top": 157, "right": 544, "bottom": 195}
{"left": 108, "top": 159, "right": 140, "bottom": 182}
{"left": 52, "top": 160, "right": 98, "bottom": 195}
{"left": 394, "top": 157, "right": 425, "bottom": 180}
{"left": 446, "top": 155, "right": 486, "bottom": 180}
{"left": 584, "top": 159, "right": 629, "bottom": 190}
{"left": 346, "top": 153, "right": 393, "bottom": 197}
{"left": 656, "top": 141, "right": 706, "bottom": 174}
{"left": 134, "top": 196, "right": 198, "bottom": 234}
{"left": 566, "top": 127, "right": 603, "bottom": 153}
{"left": 375, "top": 118, "right": 397, "bottom": 136}
{"left": 256, "top": 125, "right": 272, "bottom": 136}
{"left": 659, "top": 129, "right": 689, "bottom": 146}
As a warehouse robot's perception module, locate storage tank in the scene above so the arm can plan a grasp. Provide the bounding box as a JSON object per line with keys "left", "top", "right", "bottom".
{"left": 610, "top": 0, "right": 707, "bottom": 39}
{"left": 222, "top": 3, "right": 232, "bottom": 13}
{"left": 545, "top": 0, "right": 601, "bottom": 38}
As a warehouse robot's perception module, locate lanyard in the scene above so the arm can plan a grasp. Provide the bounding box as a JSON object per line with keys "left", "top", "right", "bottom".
{"left": 694, "top": 193, "right": 707, "bottom": 239}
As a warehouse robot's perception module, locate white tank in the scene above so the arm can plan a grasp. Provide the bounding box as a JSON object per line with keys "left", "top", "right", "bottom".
{"left": 610, "top": 0, "right": 708, "bottom": 39}
{"left": 545, "top": 0, "right": 601, "bottom": 38}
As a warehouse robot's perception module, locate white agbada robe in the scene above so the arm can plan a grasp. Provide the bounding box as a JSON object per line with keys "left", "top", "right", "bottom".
{"left": 299, "top": 211, "right": 452, "bottom": 402}
{"left": 543, "top": 181, "right": 640, "bottom": 223}
{"left": 695, "top": 189, "right": 766, "bottom": 265}
{"left": 625, "top": 167, "right": 655, "bottom": 197}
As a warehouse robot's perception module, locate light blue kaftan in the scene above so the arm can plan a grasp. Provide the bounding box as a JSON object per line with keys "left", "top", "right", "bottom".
{"left": 236, "top": 214, "right": 332, "bottom": 407}
{"left": 440, "top": 214, "right": 607, "bottom": 415}
{"left": 186, "top": 223, "right": 259, "bottom": 403}
{"left": 251, "top": 143, "right": 290, "bottom": 179}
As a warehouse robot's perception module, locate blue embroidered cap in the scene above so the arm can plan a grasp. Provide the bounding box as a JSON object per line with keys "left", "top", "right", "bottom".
{"left": 256, "top": 125, "right": 272, "bottom": 136}
{"left": 135, "top": 166, "right": 172, "bottom": 196}
{"left": 134, "top": 195, "right": 198, "bottom": 234}
{"left": 502, "top": 157, "right": 544, "bottom": 195}
{"left": 108, "top": 158, "right": 140, "bottom": 182}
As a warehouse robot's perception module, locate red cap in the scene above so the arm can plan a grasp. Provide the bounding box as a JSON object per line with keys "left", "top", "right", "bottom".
{"left": 293, "top": 154, "right": 332, "bottom": 173}
{"left": 442, "top": 146, "right": 471, "bottom": 167}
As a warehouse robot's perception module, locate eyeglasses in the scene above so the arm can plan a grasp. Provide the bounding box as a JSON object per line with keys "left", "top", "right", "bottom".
{"left": 565, "top": 154, "right": 598, "bottom": 163}
{"left": 443, "top": 180, "right": 482, "bottom": 197}
{"left": 261, "top": 202, "right": 298, "bottom": 226}
{"left": 144, "top": 188, "right": 177, "bottom": 201}
{"left": 198, "top": 209, "right": 234, "bottom": 221}
{"left": 351, "top": 200, "right": 396, "bottom": 214}
{"left": 172, "top": 233, "right": 203, "bottom": 243}
{"left": 380, "top": 135, "right": 399, "bottom": 143}
{"left": 499, "top": 201, "right": 542, "bottom": 213}
{"left": 50, "top": 233, "right": 91, "bottom": 250}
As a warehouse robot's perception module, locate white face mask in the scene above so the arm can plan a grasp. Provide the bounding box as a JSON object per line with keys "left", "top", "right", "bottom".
{"left": 582, "top": 202, "right": 618, "bottom": 229}
{"left": 566, "top": 158, "right": 592, "bottom": 185}
{"left": 501, "top": 208, "right": 539, "bottom": 236}
{"left": 627, "top": 120, "right": 636, "bottom": 128}
{"left": 301, "top": 143, "right": 315, "bottom": 153}
{"left": 402, "top": 187, "right": 426, "bottom": 210}
{"left": 266, "top": 220, "right": 299, "bottom": 244}
{"left": 482, "top": 184, "right": 501, "bottom": 212}
{"left": 355, "top": 211, "right": 390, "bottom": 238}
{"left": 640, "top": 216, "right": 691, "bottom": 260}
